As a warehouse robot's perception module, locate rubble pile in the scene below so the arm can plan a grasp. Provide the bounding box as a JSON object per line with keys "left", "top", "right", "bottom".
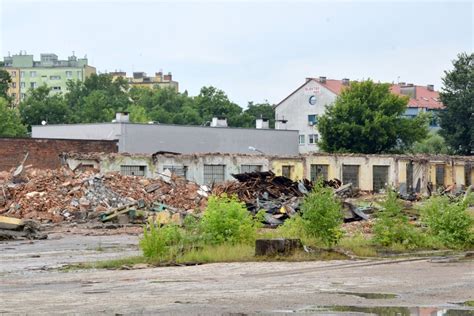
{"left": 0, "top": 167, "right": 206, "bottom": 223}
{"left": 213, "top": 171, "right": 363, "bottom": 225}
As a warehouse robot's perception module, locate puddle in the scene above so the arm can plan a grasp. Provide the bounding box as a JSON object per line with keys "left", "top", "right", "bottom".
{"left": 298, "top": 306, "right": 474, "bottom": 315}
{"left": 329, "top": 292, "right": 398, "bottom": 299}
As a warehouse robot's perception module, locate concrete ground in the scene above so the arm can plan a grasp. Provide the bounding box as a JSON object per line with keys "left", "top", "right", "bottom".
{"left": 1, "top": 232, "right": 473, "bottom": 315}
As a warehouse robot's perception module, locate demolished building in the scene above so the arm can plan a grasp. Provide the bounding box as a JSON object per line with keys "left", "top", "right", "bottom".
{"left": 62, "top": 152, "right": 474, "bottom": 195}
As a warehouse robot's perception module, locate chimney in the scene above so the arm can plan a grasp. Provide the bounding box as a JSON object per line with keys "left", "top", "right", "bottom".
{"left": 400, "top": 85, "right": 416, "bottom": 99}
{"left": 163, "top": 72, "right": 172, "bottom": 81}
{"left": 210, "top": 116, "right": 227, "bottom": 127}
{"left": 115, "top": 112, "right": 130, "bottom": 123}
{"left": 319, "top": 76, "right": 326, "bottom": 84}
{"left": 275, "top": 119, "right": 288, "bottom": 130}
{"left": 342, "top": 78, "right": 350, "bottom": 86}
{"left": 427, "top": 84, "right": 434, "bottom": 91}
{"left": 256, "top": 118, "right": 269, "bottom": 129}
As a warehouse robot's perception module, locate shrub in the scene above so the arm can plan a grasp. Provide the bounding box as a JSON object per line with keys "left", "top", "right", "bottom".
{"left": 300, "top": 183, "right": 343, "bottom": 247}
{"left": 201, "top": 194, "right": 259, "bottom": 245}
{"left": 139, "top": 220, "right": 183, "bottom": 259}
{"left": 420, "top": 195, "right": 473, "bottom": 249}
{"left": 276, "top": 215, "right": 306, "bottom": 239}
{"left": 373, "top": 190, "right": 420, "bottom": 249}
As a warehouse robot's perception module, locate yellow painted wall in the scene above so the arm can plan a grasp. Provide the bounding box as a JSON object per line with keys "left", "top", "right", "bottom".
{"left": 454, "top": 165, "right": 465, "bottom": 186}
{"left": 304, "top": 156, "right": 337, "bottom": 179}
{"left": 429, "top": 164, "right": 437, "bottom": 185}
{"left": 271, "top": 159, "right": 304, "bottom": 181}
{"left": 444, "top": 164, "right": 454, "bottom": 186}
{"left": 398, "top": 160, "right": 407, "bottom": 184}
{"left": 84, "top": 65, "right": 96, "bottom": 79}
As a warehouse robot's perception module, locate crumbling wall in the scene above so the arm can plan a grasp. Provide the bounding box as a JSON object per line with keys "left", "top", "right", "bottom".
{"left": 153, "top": 154, "right": 270, "bottom": 184}
{"left": 99, "top": 155, "right": 157, "bottom": 178}
{"left": 64, "top": 152, "right": 474, "bottom": 190}
{"left": 270, "top": 158, "right": 304, "bottom": 180}
{"left": 0, "top": 138, "right": 117, "bottom": 171}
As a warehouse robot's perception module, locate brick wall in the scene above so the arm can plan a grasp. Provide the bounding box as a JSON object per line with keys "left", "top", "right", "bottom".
{"left": 0, "top": 138, "right": 118, "bottom": 171}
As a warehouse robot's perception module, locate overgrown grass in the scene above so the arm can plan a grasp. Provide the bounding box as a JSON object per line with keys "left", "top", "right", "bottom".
{"left": 64, "top": 256, "right": 146, "bottom": 270}
{"left": 338, "top": 234, "right": 377, "bottom": 257}
{"left": 64, "top": 191, "right": 474, "bottom": 271}
{"left": 177, "top": 243, "right": 255, "bottom": 263}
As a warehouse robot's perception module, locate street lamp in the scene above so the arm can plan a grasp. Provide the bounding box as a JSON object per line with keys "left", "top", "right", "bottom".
{"left": 248, "top": 146, "right": 265, "bottom": 155}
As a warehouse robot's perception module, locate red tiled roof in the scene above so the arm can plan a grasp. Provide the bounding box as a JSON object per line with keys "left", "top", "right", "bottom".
{"left": 276, "top": 78, "right": 444, "bottom": 110}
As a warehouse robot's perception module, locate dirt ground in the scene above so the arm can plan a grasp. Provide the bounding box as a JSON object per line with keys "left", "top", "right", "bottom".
{"left": 1, "top": 231, "right": 473, "bottom": 315}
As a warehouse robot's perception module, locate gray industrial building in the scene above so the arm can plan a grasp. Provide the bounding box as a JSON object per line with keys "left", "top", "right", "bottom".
{"left": 32, "top": 114, "right": 299, "bottom": 156}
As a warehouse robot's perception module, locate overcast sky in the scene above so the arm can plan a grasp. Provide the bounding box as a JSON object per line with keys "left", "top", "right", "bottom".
{"left": 1, "top": 0, "right": 472, "bottom": 107}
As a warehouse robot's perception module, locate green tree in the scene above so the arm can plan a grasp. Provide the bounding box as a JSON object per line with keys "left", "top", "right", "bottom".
{"left": 65, "top": 74, "right": 131, "bottom": 123}
{"left": 0, "top": 97, "right": 27, "bottom": 137}
{"left": 194, "top": 86, "right": 243, "bottom": 125}
{"left": 19, "top": 85, "right": 70, "bottom": 129}
{"left": 0, "top": 69, "right": 12, "bottom": 101}
{"left": 411, "top": 131, "right": 450, "bottom": 154}
{"left": 318, "top": 80, "right": 429, "bottom": 153}
{"left": 236, "top": 101, "right": 275, "bottom": 128}
{"left": 80, "top": 90, "right": 115, "bottom": 123}
{"left": 127, "top": 104, "right": 149, "bottom": 123}
{"left": 439, "top": 52, "right": 474, "bottom": 155}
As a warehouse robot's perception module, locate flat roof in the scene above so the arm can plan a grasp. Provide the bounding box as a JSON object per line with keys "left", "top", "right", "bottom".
{"left": 32, "top": 122, "right": 299, "bottom": 133}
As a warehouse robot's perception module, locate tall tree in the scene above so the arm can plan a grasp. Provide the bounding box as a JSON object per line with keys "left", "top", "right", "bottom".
{"left": 318, "top": 80, "right": 429, "bottom": 153}
{"left": 0, "top": 69, "right": 12, "bottom": 102}
{"left": 194, "top": 86, "right": 243, "bottom": 125}
{"left": 439, "top": 52, "right": 473, "bottom": 155}
{"left": 242, "top": 101, "right": 275, "bottom": 128}
{"left": 411, "top": 132, "right": 450, "bottom": 155}
{"left": 19, "top": 85, "right": 70, "bottom": 129}
{"left": 0, "top": 97, "right": 27, "bottom": 137}
{"left": 127, "top": 104, "right": 149, "bottom": 123}
{"left": 65, "top": 73, "right": 131, "bottom": 123}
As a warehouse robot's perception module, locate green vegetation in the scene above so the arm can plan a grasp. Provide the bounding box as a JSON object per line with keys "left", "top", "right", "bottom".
{"left": 11, "top": 73, "right": 274, "bottom": 130}
{"left": 67, "top": 188, "right": 473, "bottom": 270}
{"left": 0, "top": 97, "right": 27, "bottom": 137}
{"left": 439, "top": 52, "right": 473, "bottom": 155}
{"left": 274, "top": 183, "right": 343, "bottom": 248}
{"left": 0, "top": 69, "right": 12, "bottom": 101}
{"left": 139, "top": 222, "right": 184, "bottom": 260}
{"left": 410, "top": 131, "right": 450, "bottom": 155}
{"left": 200, "top": 194, "right": 260, "bottom": 245}
{"left": 420, "top": 194, "right": 474, "bottom": 249}
{"left": 318, "top": 80, "right": 429, "bottom": 153}
{"left": 139, "top": 194, "right": 261, "bottom": 260}
{"left": 300, "top": 183, "right": 343, "bottom": 247}
{"left": 373, "top": 190, "right": 420, "bottom": 249}
{"left": 338, "top": 234, "right": 378, "bottom": 257}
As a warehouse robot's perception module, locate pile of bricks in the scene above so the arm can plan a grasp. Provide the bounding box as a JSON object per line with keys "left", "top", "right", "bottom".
{"left": 0, "top": 167, "right": 206, "bottom": 223}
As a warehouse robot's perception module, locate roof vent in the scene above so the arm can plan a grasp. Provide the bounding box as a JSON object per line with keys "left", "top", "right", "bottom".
{"left": 210, "top": 116, "right": 228, "bottom": 127}
{"left": 256, "top": 118, "right": 269, "bottom": 129}
{"left": 342, "top": 78, "right": 350, "bottom": 86}
{"left": 115, "top": 112, "right": 130, "bottom": 123}
{"left": 275, "top": 119, "right": 288, "bottom": 130}
{"left": 427, "top": 84, "right": 434, "bottom": 91}
{"left": 319, "top": 76, "right": 327, "bottom": 84}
